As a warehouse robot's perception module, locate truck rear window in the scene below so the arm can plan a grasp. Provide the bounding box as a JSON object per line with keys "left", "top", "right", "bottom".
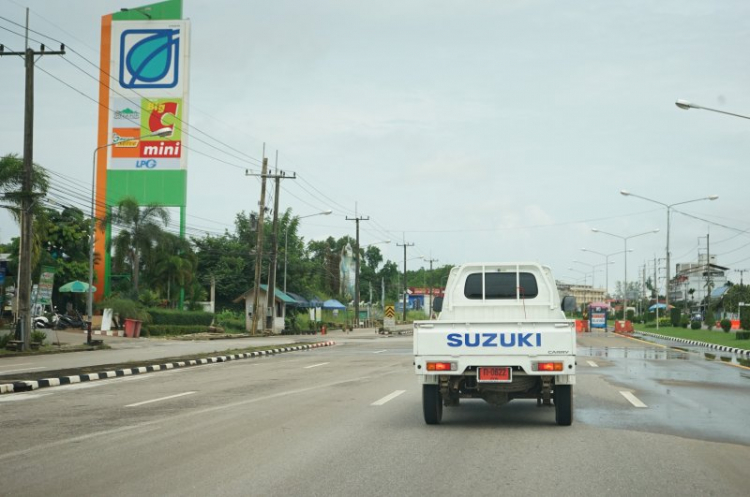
{"left": 464, "top": 272, "right": 539, "bottom": 299}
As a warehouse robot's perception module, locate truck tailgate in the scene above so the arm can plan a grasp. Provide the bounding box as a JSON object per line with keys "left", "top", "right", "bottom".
{"left": 414, "top": 320, "right": 575, "bottom": 357}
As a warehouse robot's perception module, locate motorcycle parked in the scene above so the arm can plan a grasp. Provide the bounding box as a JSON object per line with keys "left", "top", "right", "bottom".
{"left": 56, "top": 309, "right": 86, "bottom": 330}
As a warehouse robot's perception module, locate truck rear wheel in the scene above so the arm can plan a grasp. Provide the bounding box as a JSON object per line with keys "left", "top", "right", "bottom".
{"left": 554, "top": 385, "right": 573, "bottom": 426}
{"left": 422, "top": 385, "right": 443, "bottom": 425}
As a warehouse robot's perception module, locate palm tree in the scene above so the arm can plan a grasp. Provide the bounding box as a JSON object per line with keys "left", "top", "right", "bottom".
{"left": 102, "top": 197, "right": 169, "bottom": 294}
{"left": 0, "top": 154, "right": 49, "bottom": 219}
{"left": 1, "top": 154, "right": 50, "bottom": 278}
{"left": 150, "top": 233, "right": 195, "bottom": 306}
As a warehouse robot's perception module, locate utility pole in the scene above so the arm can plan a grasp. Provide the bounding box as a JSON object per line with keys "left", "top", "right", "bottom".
{"left": 346, "top": 214, "right": 369, "bottom": 328}
{"left": 654, "top": 256, "right": 659, "bottom": 330}
{"left": 1, "top": 42, "right": 65, "bottom": 351}
{"left": 397, "top": 240, "right": 414, "bottom": 322}
{"left": 247, "top": 157, "right": 268, "bottom": 336}
{"left": 263, "top": 153, "right": 296, "bottom": 333}
{"left": 423, "top": 256, "right": 438, "bottom": 315}
{"left": 736, "top": 269, "right": 748, "bottom": 287}
{"left": 705, "top": 233, "right": 712, "bottom": 313}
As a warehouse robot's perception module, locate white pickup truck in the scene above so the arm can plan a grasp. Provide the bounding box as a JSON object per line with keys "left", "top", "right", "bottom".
{"left": 413, "top": 262, "right": 576, "bottom": 425}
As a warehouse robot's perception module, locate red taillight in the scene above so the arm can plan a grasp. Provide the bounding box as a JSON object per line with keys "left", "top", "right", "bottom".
{"left": 536, "top": 362, "right": 563, "bottom": 372}
{"left": 427, "top": 362, "right": 454, "bottom": 371}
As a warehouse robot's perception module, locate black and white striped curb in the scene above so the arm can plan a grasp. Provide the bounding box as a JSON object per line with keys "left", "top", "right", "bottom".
{"left": 0, "top": 341, "right": 336, "bottom": 394}
{"left": 632, "top": 331, "right": 750, "bottom": 358}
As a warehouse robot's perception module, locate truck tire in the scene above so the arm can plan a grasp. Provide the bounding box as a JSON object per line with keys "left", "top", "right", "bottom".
{"left": 554, "top": 385, "right": 573, "bottom": 426}
{"left": 423, "top": 384, "right": 443, "bottom": 425}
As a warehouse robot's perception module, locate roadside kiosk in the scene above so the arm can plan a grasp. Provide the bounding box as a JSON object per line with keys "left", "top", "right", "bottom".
{"left": 588, "top": 302, "right": 609, "bottom": 331}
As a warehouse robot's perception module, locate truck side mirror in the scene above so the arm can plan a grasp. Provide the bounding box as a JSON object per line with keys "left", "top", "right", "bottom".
{"left": 433, "top": 297, "right": 443, "bottom": 313}
{"left": 561, "top": 296, "right": 576, "bottom": 312}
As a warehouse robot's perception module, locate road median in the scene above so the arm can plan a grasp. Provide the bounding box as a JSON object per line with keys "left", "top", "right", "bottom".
{"left": 0, "top": 340, "right": 336, "bottom": 394}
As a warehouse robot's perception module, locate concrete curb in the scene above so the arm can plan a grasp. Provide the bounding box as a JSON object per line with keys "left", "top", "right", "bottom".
{"left": 631, "top": 331, "right": 750, "bottom": 358}
{"left": 0, "top": 341, "right": 336, "bottom": 395}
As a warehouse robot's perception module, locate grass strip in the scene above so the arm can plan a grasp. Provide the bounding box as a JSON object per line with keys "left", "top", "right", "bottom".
{"left": 634, "top": 326, "right": 750, "bottom": 351}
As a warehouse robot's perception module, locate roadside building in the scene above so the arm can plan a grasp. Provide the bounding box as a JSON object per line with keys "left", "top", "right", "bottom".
{"left": 234, "top": 284, "right": 296, "bottom": 333}
{"left": 556, "top": 282, "right": 606, "bottom": 306}
{"left": 671, "top": 254, "right": 728, "bottom": 304}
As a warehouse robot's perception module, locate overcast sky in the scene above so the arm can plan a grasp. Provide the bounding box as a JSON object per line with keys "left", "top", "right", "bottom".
{"left": 1, "top": 0, "right": 749, "bottom": 293}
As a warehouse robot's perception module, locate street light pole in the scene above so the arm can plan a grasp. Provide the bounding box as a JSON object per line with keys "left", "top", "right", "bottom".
{"left": 620, "top": 190, "right": 717, "bottom": 312}
{"left": 283, "top": 209, "right": 332, "bottom": 293}
{"left": 592, "top": 228, "right": 659, "bottom": 312}
{"left": 572, "top": 260, "right": 613, "bottom": 292}
{"left": 581, "top": 248, "right": 632, "bottom": 298}
{"left": 87, "top": 127, "right": 172, "bottom": 323}
{"left": 675, "top": 99, "right": 750, "bottom": 120}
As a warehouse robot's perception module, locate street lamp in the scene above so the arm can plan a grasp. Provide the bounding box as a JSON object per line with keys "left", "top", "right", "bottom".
{"left": 87, "top": 127, "right": 172, "bottom": 324}
{"left": 283, "top": 209, "right": 332, "bottom": 293}
{"left": 572, "top": 260, "right": 613, "bottom": 291}
{"left": 591, "top": 228, "right": 659, "bottom": 310}
{"left": 568, "top": 267, "right": 592, "bottom": 286}
{"left": 581, "top": 247, "right": 632, "bottom": 298}
{"left": 620, "top": 190, "right": 718, "bottom": 311}
{"left": 675, "top": 99, "right": 750, "bottom": 120}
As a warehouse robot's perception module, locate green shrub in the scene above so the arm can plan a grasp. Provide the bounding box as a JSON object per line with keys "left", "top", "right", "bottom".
{"left": 148, "top": 309, "right": 213, "bottom": 326}
{"left": 97, "top": 297, "right": 151, "bottom": 322}
{"left": 690, "top": 320, "right": 702, "bottom": 330}
{"left": 670, "top": 308, "right": 681, "bottom": 327}
{"left": 144, "top": 325, "right": 211, "bottom": 336}
{"left": 138, "top": 289, "right": 161, "bottom": 308}
{"left": 741, "top": 306, "right": 750, "bottom": 331}
{"left": 0, "top": 332, "right": 12, "bottom": 348}
{"left": 658, "top": 317, "right": 671, "bottom": 327}
{"left": 720, "top": 319, "right": 732, "bottom": 333}
{"left": 736, "top": 331, "right": 750, "bottom": 340}
{"left": 645, "top": 311, "right": 655, "bottom": 323}
{"left": 626, "top": 309, "right": 635, "bottom": 321}
{"left": 704, "top": 309, "right": 715, "bottom": 330}
{"left": 680, "top": 317, "right": 689, "bottom": 328}
{"left": 30, "top": 330, "right": 46, "bottom": 344}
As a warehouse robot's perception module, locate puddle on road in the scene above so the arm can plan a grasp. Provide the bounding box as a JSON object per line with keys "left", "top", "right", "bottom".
{"left": 581, "top": 344, "right": 749, "bottom": 367}
{"left": 580, "top": 347, "right": 690, "bottom": 361}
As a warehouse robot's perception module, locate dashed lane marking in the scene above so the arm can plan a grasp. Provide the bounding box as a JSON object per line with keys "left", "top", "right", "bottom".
{"left": 126, "top": 391, "right": 197, "bottom": 407}
{"left": 371, "top": 390, "right": 406, "bottom": 406}
{"left": 0, "top": 366, "right": 46, "bottom": 375}
{"left": 304, "top": 362, "right": 330, "bottom": 369}
{"left": 586, "top": 361, "right": 598, "bottom": 368}
{"left": 620, "top": 391, "right": 647, "bottom": 408}
{"left": 373, "top": 350, "right": 387, "bottom": 354}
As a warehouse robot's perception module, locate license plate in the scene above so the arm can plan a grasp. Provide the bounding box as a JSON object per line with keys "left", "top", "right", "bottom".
{"left": 477, "top": 367, "right": 512, "bottom": 383}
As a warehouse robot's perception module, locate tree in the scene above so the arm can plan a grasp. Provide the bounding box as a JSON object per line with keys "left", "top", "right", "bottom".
{"left": 150, "top": 233, "right": 196, "bottom": 307}
{"left": 103, "top": 197, "right": 169, "bottom": 294}
{"left": 0, "top": 154, "right": 49, "bottom": 220}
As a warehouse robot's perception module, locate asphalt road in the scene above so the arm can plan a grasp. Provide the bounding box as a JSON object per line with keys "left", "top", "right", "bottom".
{"left": 1, "top": 331, "right": 748, "bottom": 496}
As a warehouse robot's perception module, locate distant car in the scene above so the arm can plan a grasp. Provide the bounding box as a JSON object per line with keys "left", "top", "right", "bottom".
{"left": 691, "top": 313, "right": 702, "bottom": 322}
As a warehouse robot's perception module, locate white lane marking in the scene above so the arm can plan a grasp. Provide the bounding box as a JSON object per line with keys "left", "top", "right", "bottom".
{"left": 620, "top": 391, "right": 647, "bottom": 408}
{"left": 126, "top": 391, "right": 196, "bottom": 407}
{"left": 0, "top": 362, "right": 34, "bottom": 370}
{"left": 0, "top": 366, "right": 47, "bottom": 375}
{"left": 0, "top": 372, "right": 399, "bottom": 462}
{"left": 304, "top": 362, "right": 330, "bottom": 369}
{"left": 373, "top": 350, "right": 387, "bottom": 354}
{"left": 586, "top": 361, "right": 598, "bottom": 368}
{"left": 371, "top": 390, "right": 406, "bottom": 406}
{"left": 0, "top": 392, "right": 53, "bottom": 402}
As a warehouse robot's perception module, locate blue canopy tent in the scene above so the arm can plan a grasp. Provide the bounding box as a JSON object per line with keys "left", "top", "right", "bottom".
{"left": 322, "top": 299, "right": 346, "bottom": 310}
{"left": 648, "top": 303, "right": 673, "bottom": 311}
